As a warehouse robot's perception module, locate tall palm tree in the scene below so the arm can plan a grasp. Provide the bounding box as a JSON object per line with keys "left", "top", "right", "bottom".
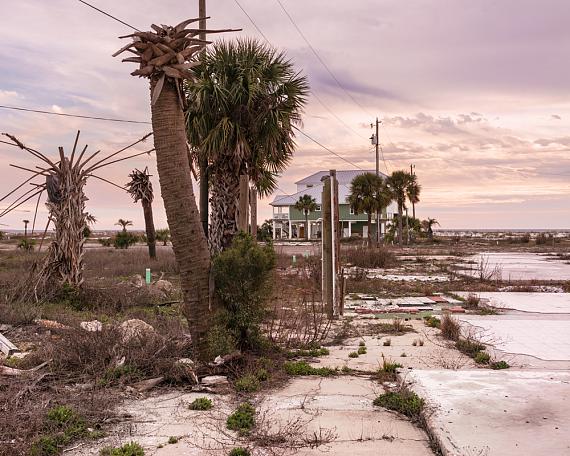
{"left": 422, "top": 218, "right": 440, "bottom": 241}
{"left": 115, "top": 219, "right": 133, "bottom": 233}
{"left": 386, "top": 170, "right": 414, "bottom": 246}
{"left": 155, "top": 228, "right": 170, "bottom": 246}
{"left": 115, "top": 19, "right": 228, "bottom": 358}
{"left": 186, "top": 39, "right": 309, "bottom": 252}
{"left": 348, "top": 173, "right": 392, "bottom": 244}
{"left": 126, "top": 167, "right": 157, "bottom": 259}
{"left": 22, "top": 219, "right": 29, "bottom": 238}
{"left": 294, "top": 194, "right": 317, "bottom": 240}
{"left": 406, "top": 174, "right": 421, "bottom": 220}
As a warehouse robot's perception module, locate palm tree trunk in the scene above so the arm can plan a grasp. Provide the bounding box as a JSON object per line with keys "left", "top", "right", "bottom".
{"left": 305, "top": 212, "right": 309, "bottom": 240}
{"left": 367, "top": 213, "right": 372, "bottom": 245}
{"left": 150, "top": 78, "right": 211, "bottom": 358}
{"left": 142, "top": 200, "right": 157, "bottom": 259}
{"left": 209, "top": 170, "right": 240, "bottom": 252}
{"left": 397, "top": 203, "right": 403, "bottom": 246}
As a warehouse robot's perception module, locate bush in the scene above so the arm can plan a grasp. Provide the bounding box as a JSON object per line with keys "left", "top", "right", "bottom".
{"left": 474, "top": 351, "right": 491, "bottom": 364}
{"left": 226, "top": 403, "right": 256, "bottom": 434}
{"left": 283, "top": 361, "right": 336, "bottom": 377}
{"left": 380, "top": 357, "right": 402, "bottom": 374}
{"left": 18, "top": 238, "right": 36, "bottom": 251}
{"left": 229, "top": 448, "right": 251, "bottom": 456}
{"left": 343, "top": 246, "right": 397, "bottom": 268}
{"left": 357, "top": 346, "right": 367, "bottom": 355}
{"left": 213, "top": 233, "right": 276, "bottom": 351}
{"left": 373, "top": 391, "right": 424, "bottom": 419}
{"left": 168, "top": 436, "right": 178, "bottom": 444}
{"left": 455, "top": 339, "right": 485, "bottom": 357}
{"left": 189, "top": 397, "right": 213, "bottom": 411}
{"left": 114, "top": 231, "right": 138, "bottom": 249}
{"left": 440, "top": 314, "right": 461, "bottom": 341}
{"left": 491, "top": 360, "right": 510, "bottom": 370}
{"left": 100, "top": 442, "right": 144, "bottom": 456}
{"left": 383, "top": 338, "right": 391, "bottom": 346}
{"left": 424, "top": 315, "right": 440, "bottom": 328}
{"left": 235, "top": 374, "right": 261, "bottom": 393}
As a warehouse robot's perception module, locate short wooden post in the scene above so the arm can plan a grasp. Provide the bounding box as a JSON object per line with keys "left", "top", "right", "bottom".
{"left": 238, "top": 174, "right": 249, "bottom": 232}
{"left": 250, "top": 187, "right": 257, "bottom": 239}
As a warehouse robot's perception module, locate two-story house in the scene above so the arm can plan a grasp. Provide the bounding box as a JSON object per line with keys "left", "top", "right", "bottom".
{"left": 270, "top": 170, "right": 398, "bottom": 240}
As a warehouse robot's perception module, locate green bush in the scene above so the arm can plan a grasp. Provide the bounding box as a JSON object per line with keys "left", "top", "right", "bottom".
{"left": 348, "top": 351, "right": 359, "bottom": 358}
{"left": 359, "top": 341, "right": 366, "bottom": 347}
{"left": 455, "top": 339, "right": 485, "bottom": 357}
{"left": 283, "top": 361, "right": 336, "bottom": 377}
{"left": 424, "top": 315, "right": 440, "bottom": 328}
{"left": 189, "top": 397, "right": 213, "bottom": 411}
{"left": 357, "top": 346, "right": 367, "bottom": 355}
{"left": 213, "top": 233, "right": 276, "bottom": 351}
{"left": 491, "top": 360, "right": 510, "bottom": 370}
{"left": 229, "top": 448, "right": 251, "bottom": 456}
{"left": 373, "top": 391, "right": 424, "bottom": 419}
{"left": 474, "top": 351, "right": 491, "bottom": 364}
{"left": 234, "top": 374, "right": 260, "bottom": 393}
{"left": 168, "top": 436, "right": 178, "bottom": 444}
{"left": 114, "top": 231, "right": 138, "bottom": 249}
{"left": 100, "top": 442, "right": 144, "bottom": 456}
{"left": 380, "top": 360, "right": 403, "bottom": 374}
{"left": 255, "top": 368, "right": 270, "bottom": 381}
{"left": 18, "top": 238, "right": 36, "bottom": 251}
{"left": 31, "top": 406, "right": 90, "bottom": 455}
{"left": 226, "top": 403, "right": 256, "bottom": 434}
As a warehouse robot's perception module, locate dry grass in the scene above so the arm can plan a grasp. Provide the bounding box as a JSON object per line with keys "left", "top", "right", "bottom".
{"left": 342, "top": 245, "right": 397, "bottom": 269}
{"left": 440, "top": 314, "right": 461, "bottom": 341}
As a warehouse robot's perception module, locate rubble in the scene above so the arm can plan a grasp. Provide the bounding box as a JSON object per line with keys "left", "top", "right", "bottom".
{"left": 119, "top": 319, "right": 157, "bottom": 342}
{"left": 80, "top": 320, "right": 103, "bottom": 332}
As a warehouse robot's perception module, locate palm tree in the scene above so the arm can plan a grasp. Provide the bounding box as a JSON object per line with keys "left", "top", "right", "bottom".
{"left": 186, "top": 39, "right": 309, "bottom": 252}
{"left": 155, "top": 228, "right": 171, "bottom": 246}
{"left": 115, "top": 19, "right": 221, "bottom": 359}
{"left": 115, "top": 219, "right": 133, "bottom": 233}
{"left": 422, "top": 218, "right": 440, "bottom": 241}
{"left": 406, "top": 175, "right": 421, "bottom": 220}
{"left": 22, "top": 219, "right": 29, "bottom": 238}
{"left": 126, "top": 167, "right": 157, "bottom": 259}
{"left": 386, "top": 170, "right": 414, "bottom": 246}
{"left": 348, "top": 173, "right": 392, "bottom": 244}
{"left": 294, "top": 194, "right": 317, "bottom": 240}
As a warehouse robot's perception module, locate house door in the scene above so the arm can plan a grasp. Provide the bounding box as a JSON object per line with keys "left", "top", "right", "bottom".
{"left": 299, "top": 225, "right": 305, "bottom": 238}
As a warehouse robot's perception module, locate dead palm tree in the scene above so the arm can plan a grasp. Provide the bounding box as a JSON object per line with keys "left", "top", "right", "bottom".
{"left": 115, "top": 19, "right": 234, "bottom": 358}
{"left": 386, "top": 170, "right": 414, "bottom": 246}
{"left": 186, "top": 39, "right": 308, "bottom": 252}
{"left": 294, "top": 194, "right": 317, "bottom": 240}
{"left": 115, "top": 219, "right": 133, "bottom": 233}
{"left": 348, "top": 173, "right": 392, "bottom": 244}
{"left": 22, "top": 219, "right": 29, "bottom": 238}
{"left": 126, "top": 167, "right": 157, "bottom": 259}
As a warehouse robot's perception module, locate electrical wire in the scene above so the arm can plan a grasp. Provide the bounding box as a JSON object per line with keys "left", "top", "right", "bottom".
{"left": 0, "top": 105, "right": 150, "bottom": 124}
{"left": 233, "top": 0, "right": 271, "bottom": 43}
{"left": 76, "top": 0, "right": 140, "bottom": 31}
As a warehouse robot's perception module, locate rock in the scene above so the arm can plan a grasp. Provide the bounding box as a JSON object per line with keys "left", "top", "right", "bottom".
{"left": 131, "top": 274, "right": 144, "bottom": 288}
{"left": 176, "top": 358, "right": 195, "bottom": 367}
{"left": 119, "top": 319, "right": 156, "bottom": 342}
{"left": 133, "top": 376, "right": 164, "bottom": 392}
{"left": 153, "top": 279, "right": 173, "bottom": 295}
{"left": 80, "top": 320, "right": 103, "bottom": 332}
{"left": 201, "top": 375, "right": 228, "bottom": 386}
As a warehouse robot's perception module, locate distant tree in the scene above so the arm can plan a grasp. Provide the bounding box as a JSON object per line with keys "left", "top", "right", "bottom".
{"left": 406, "top": 175, "right": 421, "bottom": 220}
{"left": 155, "top": 228, "right": 171, "bottom": 246}
{"left": 115, "top": 219, "right": 133, "bottom": 233}
{"left": 83, "top": 213, "right": 96, "bottom": 239}
{"left": 422, "top": 218, "right": 440, "bottom": 241}
{"left": 22, "top": 219, "right": 30, "bottom": 238}
{"left": 126, "top": 167, "right": 157, "bottom": 259}
{"left": 257, "top": 220, "right": 273, "bottom": 242}
{"left": 386, "top": 171, "right": 414, "bottom": 246}
{"left": 294, "top": 195, "right": 318, "bottom": 240}
{"left": 348, "top": 173, "right": 392, "bottom": 244}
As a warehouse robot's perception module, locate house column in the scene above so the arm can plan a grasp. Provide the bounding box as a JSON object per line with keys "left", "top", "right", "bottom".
{"left": 288, "top": 220, "right": 292, "bottom": 239}
{"left": 272, "top": 220, "right": 276, "bottom": 240}
{"left": 348, "top": 221, "right": 352, "bottom": 237}
{"left": 308, "top": 221, "right": 312, "bottom": 239}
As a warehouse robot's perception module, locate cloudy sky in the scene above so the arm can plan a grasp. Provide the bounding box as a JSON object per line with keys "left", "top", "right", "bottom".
{"left": 0, "top": 0, "right": 569, "bottom": 231}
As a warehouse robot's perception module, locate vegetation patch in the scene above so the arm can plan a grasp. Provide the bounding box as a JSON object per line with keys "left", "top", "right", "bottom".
{"left": 229, "top": 448, "right": 251, "bottom": 456}
{"left": 287, "top": 346, "right": 329, "bottom": 358}
{"left": 440, "top": 314, "right": 461, "bottom": 341}
{"left": 382, "top": 338, "right": 392, "bottom": 346}
{"left": 373, "top": 391, "right": 424, "bottom": 420}
{"left": 455, "top": 339, "right": 485, "bottom": 357}
{"left": 474, "top": 351, "right": 491, "bottom": 365}
{"left": 189, "top": 397, "right": 213, "bottom": 411}
{"left": 424, "top": 315, "right": 440, "bottom": 328}
{"left": 235, "top": 374, "right": 261, "bottom": 393}
{"left": 100, "top": 442, "right": 144, "bottom": 456}
{"left": 348, "top": 351, "right": 359, "bottom": 358}
{"left": 491, "top": 360, "right": 510, "bottom": 370}
{"left": 226, "top": 403, "right": 256, "bottom": 435}
{"left": 283, "top": 361, "right": 336, "bottom": 377}
{"left": 357, "top": 346, "right": 367, "bottom": 355}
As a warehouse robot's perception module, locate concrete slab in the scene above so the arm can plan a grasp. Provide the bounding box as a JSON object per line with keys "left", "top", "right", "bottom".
{"left": 408, "top": 370, "right": 570, "bottom": 456}
{"left": 454, "top": 291, "right": 570, "bottom": 314}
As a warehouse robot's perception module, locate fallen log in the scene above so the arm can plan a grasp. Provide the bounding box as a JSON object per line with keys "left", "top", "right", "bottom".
{"left": 0, "top": 361, "right": 49, "bottom": 376}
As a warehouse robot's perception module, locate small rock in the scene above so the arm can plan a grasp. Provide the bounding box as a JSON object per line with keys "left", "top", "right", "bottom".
{"left": 80, "top": 320, "right": 103, "bottom": 332}
{"left": 153, "top": 279, "right": 173, "bottom": 294}
{"left": 119, "top": 319, "right": 156, "bottom": 342}
{"left": 201, "top": 375, "right": 228, "bottom": 386}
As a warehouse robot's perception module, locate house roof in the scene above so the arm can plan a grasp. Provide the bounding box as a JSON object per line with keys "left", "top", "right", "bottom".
{"left": 271, "top": 182, "right": 352, "bottom": 206}
{"left": 294, "top": 169, "right": 386, "bottom": 186}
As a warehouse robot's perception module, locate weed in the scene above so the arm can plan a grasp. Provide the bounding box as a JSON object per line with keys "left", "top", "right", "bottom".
{"left": 380, "top": 356, "right": 403, "bottom": 374}
{"left": 455, "top": 339, "right": 485, "bottom": 357}
{"left": 341, "top": 365, "right": 351, "bottom": 374}
{"left": 235, "top": 374, "right": 261, "bottom": 393}
{"left": 226, "top": 403, "right": 256, "bottom": 435}
{"left": 491, "top": 360, "right": 510, "bottom": 370}
{"left": 357, "top": 346, "right": 367, "bottom": 355}
{"left": 189, "top": 397, "right": 213, "bottom": 411}
{"left": 168, "top": 436, "right": 178, "bottom": 444}
{"left": 373, "top": 391, "right": 424, "bottom": 420}
{"left": 400, "top": 352, "right": 407, "bottom": 357}
{"left": 348, "top": 351, "right": 359, "bottom": 358}
{"left": 412, "top": 340, "right": 417, "bottom": 346}
{"left": 392, "top": 318, "right": 405, "bottom": 333}
{"left": 287, "top": 346, "right": 329, "bottom": 358}
{"left": 440, "top": 314, "right": 461, "bottom": 341}
{"left": 100, "top": 442, "right": 145, "bottom": 456}
{"left": 419, "top": 339, "right": 424, "bottom": 346}
{"left": 343, "top": 246, "right": 397, "bottom": 268}
{"left": 283, "top": 361, "right": 336, "bottom": 377}
{"left": 424, "top": 315, "right": 440, "bottom": 328}
{"left": 383, "top": 338, "right": 392, "bottom": 346}
{"left": 229, "top": 448, "right": 251, "bottom": 456}
{"left": 474, "top": 351, "right": 491, "bottom": 364}
{"left": 359, "top": 341, "right": 366, "bottom": 347}
{"left": 255, "top": 368, "right": 270, "bottom": 381}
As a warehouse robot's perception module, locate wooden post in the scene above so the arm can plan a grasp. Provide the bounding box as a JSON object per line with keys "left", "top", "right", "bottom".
{"left": 250, "top": 187, "right": 257, "bottom": 239}
{"left": 238, "top": 174, "right": 249, "bottom": 232}
{"left": 331, "top": 170, "right": 341, "bottom": 315}
{"left": 321, "top": 175, "right": 333, "bottom": 319}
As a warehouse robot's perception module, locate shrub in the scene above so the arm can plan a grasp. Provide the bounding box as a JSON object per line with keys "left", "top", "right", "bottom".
{"left": 474, "top": 351, "right": 491, "bottom": 364}
{"left": 235, "top": 374, "right": 261, "bottom": 393}
{"left": 213, "top": 233, "right": 276, "bottom": 350}
{"left": 100, "top": 442, "right": 144, "bottom": 456}
{"left": 18, "top": 238, "right": 36, "bottom": 251}
{"left": 343, "top": 246, "right": 396, "bottom": 268}
{"left": 455, "top": 339, "right": 485, "bottom": 357}
{"left": 373, "top": 391, "right": 424, "bottom": 420}
{"left": 283, "top": 361, "right": 336, "bottom": 377}
{"left": 465, "top": 294, "right": 480, "bottom": 309}
{"left": 99, "top": 238, "right": 113, "bottom": 247}
{"left": 114, "top": 231, "right": 138, "bottom": 249}
{"left": 348, "top": 351, "right": 359, "bottom": 358}
{"left": 491, "top": 360, "right": 510, "bottom": 370}
{"left": 189, "top": 397, "right": 213, "bottom": 411}
{"left": 400, "top": 352, "right": 407, "bottom": 357}
{"left": 380, "top": 357, "right": 402, "bottom": 374}
{"left": 440, "top": 314, "right": 461, "bottom": 341}
{"left": 168, "top": 436, "right": 178, "bottom": 444}
{"left": 357, "top": 346, "right": 367, "bottom": 355}
{"left": 359, "top": 341, "right": 366, "bottom": 347}
{"left": 424, "top": 316, "right": 440, "bottom": 328}
{"left": 229, "top": 448, "right": 251, "bottom": 456}
{"left": 255, "top": 368, "right": 270, "bottom": 382}
{"left": 383, "top": 338, "right": 391, "bottom": 346}
{"left": 31, "top": 406, "right": 90, "bottom": 456}
{"left": 226, "top": 403, "right": 256, "bottom": 434}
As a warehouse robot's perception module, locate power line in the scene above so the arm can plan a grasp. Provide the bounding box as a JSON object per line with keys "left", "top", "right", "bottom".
{"left": 0, "top": 105, "right": 150, "bottom": 125}
{"left": 274, "top": 0, "right": 372, "bottom": 117}
{"left": 233, "top": 0, "right": 271, "bottom": 43}
{"left": 76, "top": 0, "right": 140, "bottom": 31}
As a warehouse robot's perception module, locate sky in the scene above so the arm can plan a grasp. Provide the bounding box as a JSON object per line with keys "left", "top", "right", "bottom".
{"left": 0, "top": 0, "right": 569, "bottom": 231}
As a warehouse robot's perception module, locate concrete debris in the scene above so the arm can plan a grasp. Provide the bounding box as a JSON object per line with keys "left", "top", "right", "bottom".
{"left": 0, "top": 332, "right": 19, "bottom": 356}
{"left": 131, "top": 274, "right": 144, "bottom": 288}
{"left": 34, "top": 319, "right": 69, "bottom": 330}
{"left": 153, "top": 279, "right": 173, "bottom": 294}
{"left": 133, "top": 376, "right": 164, "bottom": 392}
{"left": 80, "top": 320, "right": 103, "bottom": 332}
{"left": 176, "top": 358, "right": 195, "bottom": 367}
{"left": 119, "top": 319, "right": 156, "bottom": 343}
{"left": 200, "top": 375, "right": 228, "bottom": 386}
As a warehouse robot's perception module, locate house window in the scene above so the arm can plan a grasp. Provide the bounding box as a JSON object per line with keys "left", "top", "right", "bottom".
{"left": 276, "top": 207, "right": 283, "bottom": 214}
{"left": 315, "top": 205, "right": 321, "bottom": 211}
{"left": 350, "top": 207, "right": 355, "bottom": 215}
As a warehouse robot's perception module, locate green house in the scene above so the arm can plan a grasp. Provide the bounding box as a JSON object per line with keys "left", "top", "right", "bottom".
{"left": 270, "top": 170, "right": 397, "bottom": 240}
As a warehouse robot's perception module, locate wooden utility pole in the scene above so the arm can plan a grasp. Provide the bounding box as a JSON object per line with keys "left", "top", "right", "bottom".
{"left": 322, "top": 175, "right": 333, "bottom": 318}
{"left": 410, "top": 163, "right": 416, "bottom": 220}
{"left": 250, "top": 187, "right": 257, "bottom": 239}
{"left": 198, "top": 0, "right": 209, "bottom": 238}
{"left": 238, "top": 174, "right": 249, "bottom": 232}
{"left": 374, "top": 118, "right": 381, "bottom": 243}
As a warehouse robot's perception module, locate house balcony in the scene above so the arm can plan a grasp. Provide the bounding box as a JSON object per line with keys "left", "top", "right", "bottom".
{"left": 273, "top": 213, "right": 289, "bottom": 220}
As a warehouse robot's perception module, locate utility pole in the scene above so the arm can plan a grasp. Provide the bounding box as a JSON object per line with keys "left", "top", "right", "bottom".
{"left": 410, "top": 163, "right": 416, "bottom": 220}
{"left": 372, "top": 118, "right": 381, "bottom": 243}
{"left": 198, "top": 0, "right": 209, "bottom": 238}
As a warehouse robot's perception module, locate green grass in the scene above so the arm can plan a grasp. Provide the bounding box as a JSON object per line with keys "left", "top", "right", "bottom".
{"left": 226, "top": 403, "right": 256, "bottom": 435}
{"left": 357, "top": 346, "right": 367, "bottom": 355}
{"left": 380, "top": 360, "right": 403, "bottom": 374}
{"left": 283, "top": 361, "right": 336, "bottom": 377}
{"left": 491, "top": 360, "right": 510, "bottom": 370}
{"left": 423, "top": 316, "right": 440, "bottom": 328}
{"left": 100, "top": 442, "right": 144, "bottom": 456}
{"left": 348, "top": 351, "right": 359, "bottom": 358}
{"left": 474, "top": 351, "right": 491, "bottom": 364}
{"left": 229, "top": 448, "right": 251, "bottom": 456}
{"left": 373, "top": 391, "right": 424, "bottom": 420}
{"left": 189, "top": 397, "right": 213, "bottom": 411}
{"left": 234, "top": 374, "right": 261, "bottom": 393}
{"left": 455, "top": 339, "right": 485, "bottom": 357}
{"left": 287, "top": 347, "right": 330, "bottom": 358}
